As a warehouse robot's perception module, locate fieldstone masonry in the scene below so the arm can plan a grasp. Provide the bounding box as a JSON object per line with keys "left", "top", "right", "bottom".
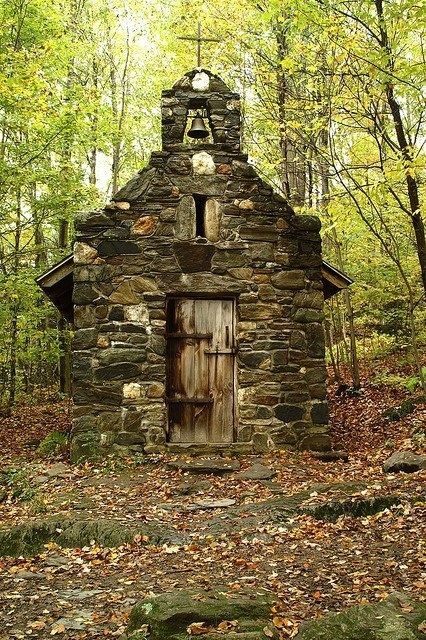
{"left": 71, "top": 69, "right": 330, "bottom": 461}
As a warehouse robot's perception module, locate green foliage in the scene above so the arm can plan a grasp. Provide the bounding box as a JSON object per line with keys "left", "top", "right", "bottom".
{"left": 411, "top": 428, "right": 425, "bottom": 448}
{"left": 36, "top": 431, "right": 68, "bottom": 458}
{"left": 372, "top": 370, "right": 409, "bottom": 388}
{"left": 356, "top": 333, "right": 398, "bottom": 361}
{"left": 0, "top": 0, "right": 424, "bottom": 404}
{"left": 0, "top": 270, "right": 60, "bottom": 404}
{"left": 383, "top": 400, "right": 415, "bottom": 421}
{"left": 126, "top": 632, "right": 149, "bottom": 640}
{"left": 29, "top": 495, "right": 48, "bottom": 515}
{"left": 404, "top": 369, "right": 426, "bottom": 393}
{"left": 1, "top": 468, "right": 36, "bottom": 502}
{"left": 383, "top": 395, "right": 425, "bottom": 422}
{"left": 372, "top": 369, "right": 426, "bottom": 393}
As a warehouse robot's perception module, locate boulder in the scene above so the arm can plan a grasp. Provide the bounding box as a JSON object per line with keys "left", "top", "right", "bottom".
{"left": 167, "top": 458, "right": 240, "bottom": 475}
{"left": 311, "top": 450, "right": 349, "bottom": 462}
{"left": 173, "top": 480, "right": 211, "bottom": 496}
{"left": 70, "top": 432, "right": 104, "bottom": 464}
{"left": 252, "top": 432, "right": 272, "bottom": 454}
{"left": 127, "top": 589, "right": 275, "bottom": 638}
{"left": 191, "top": 498, "right": 236, "bottom": 509}
{"left": 294, "top": 592, "right": 426, "bottom": 639}
{"left": 383, "top": 451, "right": 426, "bottom": 474}
{"left": 0, "top": 518, "right": 187, "bottom": 557}
{"left": 238, "top": 463, "right": 277, "bottom": 480}
{"left": 45, "top": 463, "right": 71, "bottom": 478}
{"left": 301, "top": 494, "right": 403, "bottom": 522}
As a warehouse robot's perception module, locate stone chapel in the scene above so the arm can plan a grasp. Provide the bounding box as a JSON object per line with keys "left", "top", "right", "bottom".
{"left": 37, "top": 68, "right": 353, "bottom": 461}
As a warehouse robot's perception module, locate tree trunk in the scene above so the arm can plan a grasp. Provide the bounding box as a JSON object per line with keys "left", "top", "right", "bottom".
{"left": 275, "top": 26, "right": 306, "bottom": 205}
{"left": 88, "top": 59, "right": 98, "bottom": 186}
{"left": 58, "top": 219, "right": 71, "bottom": 396}
{"left": 108, "top": 25, "right": 130, "bottom": 196}
{"left": 7, "top": 310, "right": 18, "bottom": 415}
{"left": 6, "top": 188, "right": 22, "bottom": 415}
{"left": 319, "top": 126, "right": 360, "bottom": 388}
{"left": 324, "top": 317, "right": 341, "bottom": 384}
{"left": 374, "top": 0, "right": 426, "bottom": 294}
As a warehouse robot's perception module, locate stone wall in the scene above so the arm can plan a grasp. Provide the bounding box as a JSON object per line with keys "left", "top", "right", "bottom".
{"left": 71, "top": 69, "right": 329, "bottom": 461}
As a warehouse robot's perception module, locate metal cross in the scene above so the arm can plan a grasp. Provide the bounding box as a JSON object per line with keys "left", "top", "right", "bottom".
{"left": 178, "top": 22, "right": 220, "bottom": 67}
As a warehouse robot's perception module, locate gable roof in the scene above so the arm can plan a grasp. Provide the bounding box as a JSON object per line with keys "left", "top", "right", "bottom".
{"left": 36, "top": 255, "right": 353, "bottom": 324}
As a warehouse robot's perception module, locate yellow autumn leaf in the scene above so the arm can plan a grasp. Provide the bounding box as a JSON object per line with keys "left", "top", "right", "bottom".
{"left": 217, "top": 619, "right": 238, "bottom": 631}
{"left": 50, "top": 623, "right": 66, "bottom": 635}
{"left": 187, "top": 621, "right": 211, "bottom": 635}
{"left": 28, "top": 620, "right": 46, "bottom": 630}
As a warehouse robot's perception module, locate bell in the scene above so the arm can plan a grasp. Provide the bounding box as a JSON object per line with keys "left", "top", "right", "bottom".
{"left": 187, "top": 112, "right": 209, "bottom": 139}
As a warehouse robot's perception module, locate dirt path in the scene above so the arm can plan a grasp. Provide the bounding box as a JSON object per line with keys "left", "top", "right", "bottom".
{"left": 0, "top": 382, "right": 425, "bottom": 639}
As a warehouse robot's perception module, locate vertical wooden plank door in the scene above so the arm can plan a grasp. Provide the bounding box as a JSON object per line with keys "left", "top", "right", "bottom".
{"left": 167, "top": 298, "right": 235, "bottom": 443}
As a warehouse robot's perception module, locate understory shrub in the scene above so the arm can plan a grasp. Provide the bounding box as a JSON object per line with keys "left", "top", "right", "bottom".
{"left": 0, "top": 468, "right": 36, "bottom": 501}
{"left": 36, "top": 431, "right": 68, "bottom": 458}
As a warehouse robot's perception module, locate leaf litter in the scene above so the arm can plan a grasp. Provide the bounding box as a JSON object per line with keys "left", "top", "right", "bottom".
{"left": 0, "top": 372, "right": 424, "bottom": 639}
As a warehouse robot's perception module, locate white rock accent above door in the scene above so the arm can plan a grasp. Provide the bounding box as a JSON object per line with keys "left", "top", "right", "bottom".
{"left": 192, "top": 151, "right": 215, "bottom": 175}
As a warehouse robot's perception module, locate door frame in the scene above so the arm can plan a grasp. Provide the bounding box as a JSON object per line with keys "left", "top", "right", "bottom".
{"left": 165, "top": 294, "right": 238, "bottom": 443}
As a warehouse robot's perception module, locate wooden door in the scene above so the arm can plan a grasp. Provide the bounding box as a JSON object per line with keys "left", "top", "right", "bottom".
{"left": 166, "top": 298, "right": 236, "bottom": 443}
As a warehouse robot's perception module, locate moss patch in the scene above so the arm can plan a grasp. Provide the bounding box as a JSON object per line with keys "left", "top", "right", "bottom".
{"left": 127, "top": 590, "right": 274, "bottom": 638}
{"left": 0, "top": 518, "right": 186, "bottom": 557}
{"left": 301, "top": 494, "right": 404, "bottom": 521}
{"left": 295, "top": 593, "right": 426, "bottom": 639}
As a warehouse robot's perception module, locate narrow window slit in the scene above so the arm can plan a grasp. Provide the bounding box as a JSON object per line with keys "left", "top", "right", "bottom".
{"left": 194, "top": 194, "right": 207, "bottom": 237}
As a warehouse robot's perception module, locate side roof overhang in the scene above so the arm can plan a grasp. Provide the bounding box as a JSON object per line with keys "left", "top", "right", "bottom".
{"left": 36, "top": 255, "right": 353, "bottom": 324}
{"left": 35, "top": 255, "right": 74, "bottom": 323}
{"left": 321, "top": 260, "right": 354, "bottom": 300}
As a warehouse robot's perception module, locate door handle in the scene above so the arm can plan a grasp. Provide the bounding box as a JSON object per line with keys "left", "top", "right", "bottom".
{"left": 204, "top": 349, "right": 237, "bottom": 355}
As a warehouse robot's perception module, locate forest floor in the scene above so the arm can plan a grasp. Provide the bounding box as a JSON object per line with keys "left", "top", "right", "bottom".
{"left": 0, "top": 355, "right": 425, "bottom": 639}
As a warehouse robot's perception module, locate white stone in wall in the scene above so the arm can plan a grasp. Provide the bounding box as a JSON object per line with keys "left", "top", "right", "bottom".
{"left": 74, "top": 242, "right": 98, "bottom": 264}
{"left": 204, "top": 199, "right": 221, "bottom": 242}
{"left": 114, "top": 201, "right": 130, "bottom": 210}
{"left": 226, "top": 99, "right": 240, "bottom": 111}
{"left": 124, "top": 303, "right": 149, "bottom": 324}
{"left": 237, "top": 199, "right": 254, "bottom": 210}
{"left": 238, "top": 388, "right": 250, "bottom": 404}
{"left": 123, "top": 382, "right": 142, "bottom": 399}
{"left": 192, "top": 72, "right": 210, "bottom": 91}
{"left": 192, "top": 151, "right": 216, "bottom": 175}
{"left": 176, "top": 196, "right": 196, "bottom": 239}
{"left": 97, "top": 336, "right": 110, "bottom": 348}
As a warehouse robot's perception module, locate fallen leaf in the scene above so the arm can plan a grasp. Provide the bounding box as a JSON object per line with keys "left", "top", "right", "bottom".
{"left": 50, "top": 623, "right": 66, "bottom": 635}
{"left": 187, "top": 621, "right": 211, "bottom": 635}
{"left": 28, "top": 620, "right": 46, "bottom": 630}
{"left": 217, "top": 619, "right": 238, "bottom": 631}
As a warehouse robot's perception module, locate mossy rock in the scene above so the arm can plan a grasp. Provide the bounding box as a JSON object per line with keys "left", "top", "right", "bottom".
{"left": 384, "top": 400, "right": 416, "bottom": 421}
{"left": 168, "top": 633, "right": 274, "bottom": 640}
{"left": 384, "top": 395, "right": 424, "bottom": 422}
{"left": 127, "top": 590, "right": 274, "bottom": 638}
{"left": 295, "top": 593, "right": 426, "bottom": 639}
{"left": 0, "top": 518, "right": 186, "bottom": 557}
{"left": 70, "top": 432, "right": 104, "bottom": 463}
{"left": 301, "top": 494, "right": 403, "bottom": 522}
